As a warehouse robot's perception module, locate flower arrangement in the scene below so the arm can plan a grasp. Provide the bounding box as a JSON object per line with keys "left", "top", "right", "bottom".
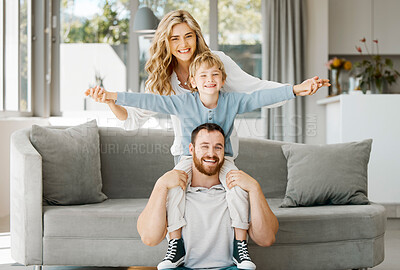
{"left": 326, "top": 57, "right": 352, "bottom": 95}
{"left": 354, "top": 38, "right": 400, "bottom": 94}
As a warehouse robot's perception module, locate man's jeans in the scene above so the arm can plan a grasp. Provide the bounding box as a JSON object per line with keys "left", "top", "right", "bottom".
{"left": 166, "top": 267, "right": 239, "bottom": 270}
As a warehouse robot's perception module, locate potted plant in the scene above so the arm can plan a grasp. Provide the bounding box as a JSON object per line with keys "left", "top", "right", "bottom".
{"left": 354, "top": 38, "right": 400, "bottom": 94}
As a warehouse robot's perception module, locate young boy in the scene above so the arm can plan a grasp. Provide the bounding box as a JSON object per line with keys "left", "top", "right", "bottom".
{"left": 86, "top": 51, "right": 328, "bottom": 270}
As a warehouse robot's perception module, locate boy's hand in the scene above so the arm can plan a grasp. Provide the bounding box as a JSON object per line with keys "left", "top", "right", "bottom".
{"left": 85, "top": 86, "right": 117, "bottom": 104}
{"left": 157, "top": 170, "right": 188, "bottom": 191}
{"left": 293, "top": 76, "right": 331, "bottom": 96}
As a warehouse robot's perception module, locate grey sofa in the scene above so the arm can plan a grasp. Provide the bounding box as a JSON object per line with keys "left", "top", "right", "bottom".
{"left": 10, "top": 127, "right": 386, "bottom": 270}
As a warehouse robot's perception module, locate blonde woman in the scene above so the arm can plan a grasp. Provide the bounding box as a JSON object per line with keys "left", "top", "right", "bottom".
{"left": 87, "top": 9, "right": 327, "bottom": 270}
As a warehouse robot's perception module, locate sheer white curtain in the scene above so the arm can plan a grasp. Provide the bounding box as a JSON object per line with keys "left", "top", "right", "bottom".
{"left": 262, "top": 0, "right": 306, "bottom": 143}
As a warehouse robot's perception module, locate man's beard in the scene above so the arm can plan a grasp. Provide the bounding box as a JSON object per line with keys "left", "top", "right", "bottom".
{"left": 193, "top": 151, "right": 224, "bottom": 176}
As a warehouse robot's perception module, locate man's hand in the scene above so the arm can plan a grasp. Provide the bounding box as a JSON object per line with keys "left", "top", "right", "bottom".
{"left": 293, "top": 76, "right": 331, "bottom": 96}
{"left": 226, "top": 170, "right": 260, "bottom": 193}
{"left": 156, "top": 170, "right": 188, "bottom": 191}
{"left": 85, "top": 86, "right": 117, "bottom": 104}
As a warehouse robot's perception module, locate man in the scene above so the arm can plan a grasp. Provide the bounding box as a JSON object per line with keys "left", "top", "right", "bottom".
{"left": 137, "top": 123, "right": 279, "bottom": 270}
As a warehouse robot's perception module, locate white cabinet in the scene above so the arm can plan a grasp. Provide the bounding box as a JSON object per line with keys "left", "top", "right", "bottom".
{"left": 329, "top": 0, "right": 400, "bottom": 54}
{"left": 317, "top": 94, "right": 400, "bottom": 203}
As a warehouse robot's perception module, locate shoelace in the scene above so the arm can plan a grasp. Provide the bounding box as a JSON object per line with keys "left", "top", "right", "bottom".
{"left": 163, "top": 239, "right": 178, "bottom": 261}
{"left": 238, "top": 241, "right": 251, "bottom": 261}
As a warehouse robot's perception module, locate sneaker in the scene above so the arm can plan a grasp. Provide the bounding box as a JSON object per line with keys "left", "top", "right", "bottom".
{"left": 233, "top": 239, "right": 256, "bottom": 270}
{"left": 157, "top": 238, "right": 185, "bottom": 270}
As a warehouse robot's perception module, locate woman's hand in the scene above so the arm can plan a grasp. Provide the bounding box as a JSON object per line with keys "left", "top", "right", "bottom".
{"left": 293, "top": 76, "right": 331, "bottom": 96}
{"left": 156, "top": 170, "right": 188, "bottom": 191}
{"left": 85, "top": 86, "right": 117, "bottom": 104}
{"left": 226, "top": 170, "right": 260, "bottom": 194}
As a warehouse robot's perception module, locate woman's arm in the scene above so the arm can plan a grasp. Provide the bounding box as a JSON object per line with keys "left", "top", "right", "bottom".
{"left": 226, "top": 170, "right": 279, "bottom": 247}
{"left": 108, "top": 101, "right": 128, "bottom": 121}
{"left": 137, "top": 170, "right": 188, "bottom": 246}
{"left": 215, "top": 51, "right": 285, "bottom": 93}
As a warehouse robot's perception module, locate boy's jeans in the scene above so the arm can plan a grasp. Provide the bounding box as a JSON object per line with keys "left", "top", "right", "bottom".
{"left": 167, "top": 156, "right": 250, "bottom": 232}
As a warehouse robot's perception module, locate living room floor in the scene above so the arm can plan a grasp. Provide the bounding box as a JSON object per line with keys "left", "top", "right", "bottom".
{"left": 1, "top": 216, "right": 399, "bottom": 270}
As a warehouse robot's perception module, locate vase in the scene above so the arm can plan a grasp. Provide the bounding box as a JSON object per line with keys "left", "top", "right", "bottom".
{"left": 330, "top": 69, "right": 342, "bottom": 96}
{"left": 369, "top": 79, "right": 388, "bottom": 94}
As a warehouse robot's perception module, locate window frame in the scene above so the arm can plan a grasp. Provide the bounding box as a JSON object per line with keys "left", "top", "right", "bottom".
{"left": 0, "top": 0, "right": 33, "bottom": 117}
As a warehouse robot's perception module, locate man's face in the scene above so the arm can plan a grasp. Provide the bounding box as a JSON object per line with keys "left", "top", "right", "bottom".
{"left": 190, "top": 129, "right": 225, "bottom": 176}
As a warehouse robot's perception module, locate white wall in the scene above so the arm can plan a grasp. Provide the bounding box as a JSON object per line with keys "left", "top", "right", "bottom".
{"left": 304, "top": 0, "right": 329, "bottom": 145}
{"left": 0, "top": 119, "right": 49, "bottom": 218}
{"left": 60, "top": 44, "right": 126, "bottom": 112}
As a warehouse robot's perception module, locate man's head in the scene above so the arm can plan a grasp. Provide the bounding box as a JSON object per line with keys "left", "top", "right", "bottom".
{"left": 189, "top": 123, "right": 225, "bottom": 176}
{"left": 188, "top": 51, "right": 227, "bottom": 94}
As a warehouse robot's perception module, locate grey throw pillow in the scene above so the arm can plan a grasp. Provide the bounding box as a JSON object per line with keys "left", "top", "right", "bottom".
{"left": 280, "top": 139, "right": 372, "bottom": 207}
{"left": 30, "top": 120, "right": 107, "bottom": 205}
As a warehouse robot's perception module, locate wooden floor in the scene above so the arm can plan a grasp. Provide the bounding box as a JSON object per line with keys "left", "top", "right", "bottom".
{"left": 127, "top": 268, "right": 156, "bottom": 270}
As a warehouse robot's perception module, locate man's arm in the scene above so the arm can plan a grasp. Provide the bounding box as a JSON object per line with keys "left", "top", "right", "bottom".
{"left": 137, "top": 170, "right": 188, "bottom": 247}
{"left": 226, "top": 170, "right": 279, "bottom": 247}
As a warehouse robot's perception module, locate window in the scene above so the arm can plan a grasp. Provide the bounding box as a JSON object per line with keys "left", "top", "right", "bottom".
{"left": 20, "top": 0, "right": 31, "bottom": 112}
{"left": 60, "top": 0, "right": 130, "bottom": 112}
{"left": 0, "top": 0, "right": 3, "bottom": 111}
{"left": 1, "top": 0, "right": 31, "bottom": 114}
{"left": 218, "top": 0, "right": 262, "bottom": 78}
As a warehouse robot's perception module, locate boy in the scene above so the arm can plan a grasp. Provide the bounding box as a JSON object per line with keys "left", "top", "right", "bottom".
{"left": 86, "top": 51, "right": 328, "bottom": 269}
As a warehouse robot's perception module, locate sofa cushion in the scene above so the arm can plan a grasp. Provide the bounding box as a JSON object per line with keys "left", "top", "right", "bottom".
{"left": 30, "top": 120, "right": 107, "bottom": 205}
{"left": 266, "top": 199, "right": 386, "bottom": 244}
{"left": 43, "top": 198, "right": 385, "bottom": 245}
{"left": 280, "top": 139, "right": 372, "bottom": 207}
{"left": 43, "top": 199, "right": 147, "bottom": 239}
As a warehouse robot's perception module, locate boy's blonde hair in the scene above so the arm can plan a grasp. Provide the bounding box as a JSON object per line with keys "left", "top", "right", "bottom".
{"left": 188, "top": 51, "right": 227, "bottom": 91}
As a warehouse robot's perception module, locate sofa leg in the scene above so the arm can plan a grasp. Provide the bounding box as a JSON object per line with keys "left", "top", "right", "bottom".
{"left": 34, "top": 265, "right": 43, "bottom": 270}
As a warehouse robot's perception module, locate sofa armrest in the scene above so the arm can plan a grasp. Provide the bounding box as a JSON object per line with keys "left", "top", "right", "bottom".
{"left": 10, "top": 128, "right": 43, "bottom": 265}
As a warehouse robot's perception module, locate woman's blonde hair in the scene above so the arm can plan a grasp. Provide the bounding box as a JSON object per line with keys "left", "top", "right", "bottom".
{"left": 188, "top": 51, "right": 227, "bottom": 92}
{"left": 145, "top": 10, "right": 210, "bottom": 96}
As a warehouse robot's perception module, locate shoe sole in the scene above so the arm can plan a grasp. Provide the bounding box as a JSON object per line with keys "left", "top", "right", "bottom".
{"left": 233, "top": 257, "right": 256, "bottom": 270}
{"left": 157, "top": 256, "right": 185, "bottom": 270}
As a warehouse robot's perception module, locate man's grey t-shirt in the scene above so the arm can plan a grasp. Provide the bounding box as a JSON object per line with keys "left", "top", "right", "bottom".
{"left": 182, "top": 184, "right": 235, "bottom": 269}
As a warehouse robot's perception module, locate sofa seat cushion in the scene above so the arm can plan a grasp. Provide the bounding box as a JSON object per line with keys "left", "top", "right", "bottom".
{"left": 44, "top": 198, "right": 386, "bottom": 245}
{"left": 43, "top": 199, "right": 147, "bottom": 239}
{"left": 267, "top": 198, "right": 386, "bottom": 245}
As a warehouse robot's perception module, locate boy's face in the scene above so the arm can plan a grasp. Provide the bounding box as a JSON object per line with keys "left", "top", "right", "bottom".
{"left": 190, "top": 64, "right": 225, "bottom": 95}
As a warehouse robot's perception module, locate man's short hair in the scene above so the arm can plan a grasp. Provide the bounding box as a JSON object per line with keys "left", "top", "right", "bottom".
{"left": 188, "top": 51, "right": 227, "bottom": 91}
{"left": 191, "top": 123, "right": 225, "bottom": 145}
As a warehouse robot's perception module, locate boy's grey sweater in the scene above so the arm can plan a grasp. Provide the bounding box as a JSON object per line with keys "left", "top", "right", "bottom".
{"left": 116, "top": 85, "right": 295, "bottom": 157}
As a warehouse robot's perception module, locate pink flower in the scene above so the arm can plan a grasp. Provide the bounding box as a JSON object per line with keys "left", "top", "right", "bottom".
{"left": 325, "top": 59, "right": 334, "bottom": 69}
{"left": 360, "top": 37, "right": 366, "bottom": 42}
{"left": 356, "top": 46, "right": 362, "bottom": 53}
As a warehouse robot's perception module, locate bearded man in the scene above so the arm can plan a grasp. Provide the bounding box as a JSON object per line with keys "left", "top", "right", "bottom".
{"left": 137, "top": 123, "right": 279, "bottom": 270}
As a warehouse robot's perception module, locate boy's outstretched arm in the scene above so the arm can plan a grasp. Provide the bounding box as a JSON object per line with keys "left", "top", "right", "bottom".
{"left": 293, "top": 76, "right": 331, "bottom": 96}
{"left": 86, "top": 86, "right": 184, "bottom": 116}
